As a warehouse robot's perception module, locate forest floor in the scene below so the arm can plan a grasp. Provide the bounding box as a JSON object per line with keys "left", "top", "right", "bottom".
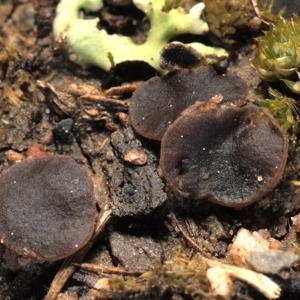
{"left": 1, "top": 1, "right": 300, "bottom": 300}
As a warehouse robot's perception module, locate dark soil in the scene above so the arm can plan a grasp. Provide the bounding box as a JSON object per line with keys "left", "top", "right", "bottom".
{"left": 1, "top": 1, "right": 300, "bottom": 300}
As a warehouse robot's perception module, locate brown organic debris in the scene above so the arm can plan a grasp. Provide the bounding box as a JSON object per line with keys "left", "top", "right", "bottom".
{"left": 5, "top": 150, "right": 23, "bottom": 165}
{"left": 78, "top": 262, "right": 144, "bottom": 276}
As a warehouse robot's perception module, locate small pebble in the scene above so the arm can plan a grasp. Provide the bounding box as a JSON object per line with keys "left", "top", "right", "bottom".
{"left": 5, "top": 150, "right": 23, "bottom": 165}
{"left": 26, "top": 144, "right": 48, "bottom": 158}
{"left": 123, "top": 149, "right": 148, "bottom": 166}
{"left": 245, "top": 250, "right": 299, "bottom": 274}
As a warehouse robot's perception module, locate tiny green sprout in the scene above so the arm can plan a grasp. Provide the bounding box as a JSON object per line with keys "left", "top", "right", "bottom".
{"left": 259, "top": 88, "right": 298, "bottom": 147}
{"left": 53, "top": 0, "right": 227, "bottom": 73}
{"left": 107, "top": 52, "right": 115, "bottom": 69}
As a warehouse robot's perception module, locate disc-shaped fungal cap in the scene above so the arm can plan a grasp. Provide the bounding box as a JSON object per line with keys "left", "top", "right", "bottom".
{"left": 160, "top": 100, "right": 288, "bottom": 207}
{"left": 0, "top": 156, "right": 95, "bottom": 261}
{"left": 129, "top": 66, "right": 248, "bottom": 140}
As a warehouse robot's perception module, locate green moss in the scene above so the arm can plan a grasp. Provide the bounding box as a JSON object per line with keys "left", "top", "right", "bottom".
{"left": 256, "top": 0, "right": 285, "bottom": 23}
{"left": 250, "top": 16, "right": 300, "bottom": 89}
{"left": 202, "top": 0, "right": 253, "bottom": 44}
{"left": 112, "top": 250, "right": 210, "bottom": 297}
{"left": 259, "top": 88, "right": 298, "bottom": 147}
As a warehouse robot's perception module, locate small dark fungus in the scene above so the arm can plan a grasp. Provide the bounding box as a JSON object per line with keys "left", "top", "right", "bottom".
{"left": 159, "top": 42, "right": 228, "bottom": 72}
{"left": 160, "top": 100, "right": 288, "bottom": 207}
{"left": 130, "top": 66, "right": 248, "bottom": 140}
{"left": 0, "top": 156, "right": 95, "bottom": 261}
{"left": 159, "top": 42, "right": 203, "bottom": 71}
{"left": 53, "top": 118, "right": 74, "bottom": 154}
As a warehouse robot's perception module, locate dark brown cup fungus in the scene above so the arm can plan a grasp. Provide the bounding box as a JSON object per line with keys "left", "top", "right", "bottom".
{"left": 159, "top": 42, "right": 228, "bottom": 71}
{"left": 129, "top": 66, "right": 248, "bottom": 140}
{"left": 159, "top": 42, "right": 204, "bottom": 71}
{"left": 160, "top": 97, "right": 289, "bottom": 207}
{"left": 0, "top": 156, "right": 96, "bottom": 261}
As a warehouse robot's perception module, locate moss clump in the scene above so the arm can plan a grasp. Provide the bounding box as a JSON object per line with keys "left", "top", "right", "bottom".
{"left": 112, "top": 250, "right": 210, "bottom": 297}
{"left": 202, "top": 0, "right": 254, "bottom": 44}
{"left": 250, "top": 16, "right": 300, "bottom": 90}
{"left": 259, "top": 88, "right": 298, "bottom": 147}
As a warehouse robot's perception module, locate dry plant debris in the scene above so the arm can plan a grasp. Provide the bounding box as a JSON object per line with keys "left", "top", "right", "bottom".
{"left": 205, "top": 258, "right": 281, "bottom": 299}
{"left": 229, "top": 228, "right": 282, "bottom": 266}
{"left": 78, "top": 250, "right": 282, "bottom": 299}
{"left": 206, "top": 266, "right": 233, "bottom": 298}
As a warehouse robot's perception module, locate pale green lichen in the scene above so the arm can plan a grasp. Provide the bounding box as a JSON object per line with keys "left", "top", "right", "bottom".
{"left": 53, "top": 0, "right": 227, "bottom": 72}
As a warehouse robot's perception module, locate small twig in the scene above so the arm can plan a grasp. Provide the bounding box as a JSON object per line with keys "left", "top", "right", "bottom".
{"left": 44, "top": 207, "right": 112, "bottom": 300}
{"left": 76, "top": 262, "right": 144, "bottom": 277}
{"left": 79, "top": 95, "right": 129, "bottom": 109}
{"left": 105, "top": 84, "right": 139, "bottom": 97}
{"left": 170, "top": 212, "right": 211, "bottom": 258}
{"left": 289, "top": 180, "right": 300, "bottom": 186}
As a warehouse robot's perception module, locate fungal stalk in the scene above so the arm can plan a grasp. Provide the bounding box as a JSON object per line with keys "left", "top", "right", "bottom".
{"left": 53, "top": 0, "right": 227, "bottom": 72}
